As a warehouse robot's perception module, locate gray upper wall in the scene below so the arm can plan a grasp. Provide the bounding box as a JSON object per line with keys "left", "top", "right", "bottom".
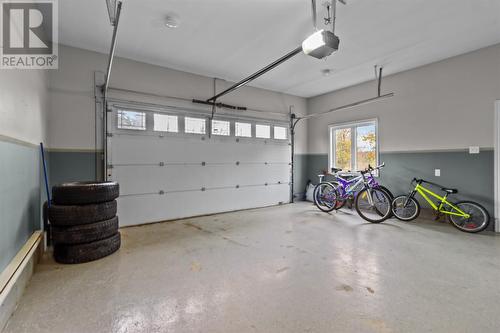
{"left": 48, "top": 45, "right": 308, "bottom": 154}
{"left": 0, "top": 70, "right": 49, "bottom": 145}
{"left": 307, "top": 44, "right": 500, "bottom": 154}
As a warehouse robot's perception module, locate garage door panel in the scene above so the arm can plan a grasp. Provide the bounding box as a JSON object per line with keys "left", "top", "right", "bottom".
{"left": 109, "top": 107, "right": 291, "bottom": 226}
{"left": 117, "top": 185, "right": 290, "bottom": 227}
{"left": 112, "top": 164, "right": 290, "bottom": 196}
{"left": 111, "top": 136, "right": 289, "bottom": 165}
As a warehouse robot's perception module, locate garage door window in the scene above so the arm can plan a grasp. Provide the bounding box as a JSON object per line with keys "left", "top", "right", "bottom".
{"left": 185, "top": 117, "right": 206, "bottom": 134}
{"left": 235, "top": 122, "right": 252, "bottom": 137}
{"left": 211, "top": 120, "right": 230, "bottom": 136}
{"left": 330, "top": 120, "right": 378, "bottom": 171}
{"left": 274, "top": 126, "right": 287, "bottom": 140}
{"left": 117, "top": 110, "right": 146, "bottom": 130}
{"left": 154, "top": 114, "right": 178, "bottom": 133}
{"left": 255, "top": 124, "right": 270, "bottom": 138}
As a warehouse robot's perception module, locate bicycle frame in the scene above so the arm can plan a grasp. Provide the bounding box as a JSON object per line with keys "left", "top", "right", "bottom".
{"left": 335, "top": 172, "right": 378, "bottom": 198}
{"left": 410, "top": 183, "right": 470, "bottom": 218}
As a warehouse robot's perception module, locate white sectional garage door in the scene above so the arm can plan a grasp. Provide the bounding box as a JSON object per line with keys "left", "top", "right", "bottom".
{"left": 106, "top": 103, "right": 291, "bottom": 226}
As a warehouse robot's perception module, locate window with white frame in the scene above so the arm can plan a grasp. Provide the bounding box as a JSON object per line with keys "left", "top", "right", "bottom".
{"left": 273, "top": 126, "right": 287, "bottom": 140}
{"left": 211, "top": 120, "right": 230, "bottom": 136}
{"left": 330, "top": 120, "right": 378, "bottom": 171}
{"left": 255, "top": 124, "right": 270, "bottom": 138}
{"left": 117, "top": 110, "right": 146, "bottom": 130}
{"left": 185, "top": 117, "right": 206, "bottom": 134}
{"left": 154, "top": 114, "right": 178, "bottom": 133}
{"left": 235, "top": 122, "right": 252, "bottom": 137}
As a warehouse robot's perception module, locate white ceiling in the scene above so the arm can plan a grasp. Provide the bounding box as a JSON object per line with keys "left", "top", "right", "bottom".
{"left": 59, "top": 0, "right": 500, "bottom": 98}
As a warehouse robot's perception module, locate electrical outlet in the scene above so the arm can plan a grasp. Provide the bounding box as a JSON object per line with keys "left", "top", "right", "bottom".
{"left": 469, "top": 146, "right": 480, "bottom": 154}
{"left": 435, "top": 169, "right": 441, "bottom": 177}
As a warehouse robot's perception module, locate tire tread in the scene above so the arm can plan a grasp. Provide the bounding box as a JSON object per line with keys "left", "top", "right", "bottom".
{"left": 54, "top": 232, "right": 121, "bottom": 264}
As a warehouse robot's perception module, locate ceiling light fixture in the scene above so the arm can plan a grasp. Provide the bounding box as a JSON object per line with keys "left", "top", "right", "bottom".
{"left": 165, "top": 13, "right": 180, "bottom": 28}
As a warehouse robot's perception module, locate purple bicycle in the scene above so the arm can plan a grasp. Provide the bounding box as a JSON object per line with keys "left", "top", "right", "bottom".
{"left": 313, "top": 163, "right": 394, "bottom": 222}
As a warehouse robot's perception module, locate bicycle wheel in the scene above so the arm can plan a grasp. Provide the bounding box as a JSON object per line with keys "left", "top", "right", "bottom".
{"left": 448, "top": 201, "right": 490, "bottom": 233}
{"left": 355, "top": 188, "right": 392, "bottom": 223}
{"left": 313, "top": 182, "right": 338, "bottom": 213}
{"left": 391, "top": 195, "right": 420, "bottom": 221}
{"left": 377, "top": 185, "right": 394, "bottom": 201}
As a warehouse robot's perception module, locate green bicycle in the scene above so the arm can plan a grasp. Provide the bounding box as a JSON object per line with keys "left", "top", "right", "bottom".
{"left": 391, "top": 178, "right": 490, "bottom": 233}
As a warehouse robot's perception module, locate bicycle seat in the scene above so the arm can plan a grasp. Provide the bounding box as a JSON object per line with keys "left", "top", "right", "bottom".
{"left": 331, "top": 167, "right": 343, "bottom": 173}
{"left": 441, "top": 187, "right": 458, "bottom": 194}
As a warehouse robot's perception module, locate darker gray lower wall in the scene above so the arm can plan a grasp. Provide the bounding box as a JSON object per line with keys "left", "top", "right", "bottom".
{"left": 293, "top": 154, "right": 308, "bottom": 200}
{"left": 303, "top": 150, "right": 494, "bottom": 230}
{"left": 48, "top": 151, "right": 99, "bottom": 187}
{"left": 0, "top": 140, "right": 43, "bottom": 272}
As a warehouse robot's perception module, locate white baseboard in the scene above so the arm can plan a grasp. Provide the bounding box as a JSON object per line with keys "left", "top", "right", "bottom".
{"left": 0, "top": 231, "right": 43, "bottom": 332}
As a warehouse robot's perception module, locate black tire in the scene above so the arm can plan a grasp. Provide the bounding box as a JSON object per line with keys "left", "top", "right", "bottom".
{"left": 378, "top": 185, "right": 394, "bottom": 200}
{"left": 52, "top": 181, "right": 119, "bottom": 205}
{"left": 355, "top": 188, "right": 392, "bottom": 223}
{"left": 313, "top": 182, "right": 339, "bottom": 212}
{"left": 48, "top": 200, "right": 117, "bottom": 226}
{"left": 52, "top": 216, "right": 119, "bottom": 245}
{"left": 54, "top": 232, "right": 121, "bottom": 264}
{"left": 391, "top": 195, "right": 420, "bottom": 221}
{"left": 448, "top": 201, "right": 490, "bottom": 233}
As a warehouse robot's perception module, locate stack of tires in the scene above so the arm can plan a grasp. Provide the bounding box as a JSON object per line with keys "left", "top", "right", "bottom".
{"left": 48, "top": 181, "right": 121, "bottom": 264}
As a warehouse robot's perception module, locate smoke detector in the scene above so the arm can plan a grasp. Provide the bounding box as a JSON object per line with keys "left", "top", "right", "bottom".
{"left": 165, "top": 13, "right": 180, "bottom": 28}
{"left": 321, "top": 69, "right": 333, "bottom": 76}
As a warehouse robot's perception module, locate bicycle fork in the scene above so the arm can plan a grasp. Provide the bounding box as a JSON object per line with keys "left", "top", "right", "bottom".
{"left": 362, "top": 174, "right": 375, "bottom": 206}
{"left": 403, "top": 190, "right": 417, "bottom": 207}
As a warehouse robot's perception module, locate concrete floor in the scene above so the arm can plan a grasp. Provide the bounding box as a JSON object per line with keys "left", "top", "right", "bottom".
{"left": 4, "top": 202, "right": 500, "bottom": 333}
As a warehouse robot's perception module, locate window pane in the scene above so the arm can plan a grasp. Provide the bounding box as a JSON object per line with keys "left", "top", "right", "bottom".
{"left": 274, "top": 126, "right": 287, "bottom": 140}
{"left": 255, "top": 124, "right": 270, "bottom": 138}
{"left": 211, "top": 120, "right": 230, "bottom": 136}
{"left": 335, "top": 128, "right": 351, "bottom": 170}
{"left": 154, "top": 114, "right": 178, "bottom": 133}
{"left": 117, "top": 110, "right": 146, "bottom": 130}
{"left": 356, "top": 124, "right": 377, "bottom": 170}
{"left": 185, "top": 117, "right": 206, "bottom": 134}
{"left": 235, "top": 122, "right": 251, "bottom": 137}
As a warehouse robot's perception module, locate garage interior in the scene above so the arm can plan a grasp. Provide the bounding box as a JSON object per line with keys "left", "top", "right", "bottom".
{"left": 1, "top": 0, "right": 500, "bottom": 332}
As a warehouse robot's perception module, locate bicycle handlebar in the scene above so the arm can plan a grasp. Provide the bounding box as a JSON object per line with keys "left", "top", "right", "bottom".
{"left": 356, "top": 162, "right": 385, "bottom": 174}
{"left": 412, "top": 178, "right": 447, "bottom": 189}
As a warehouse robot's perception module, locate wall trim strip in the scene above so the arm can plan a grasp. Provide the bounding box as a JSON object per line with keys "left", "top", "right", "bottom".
{"left": 494, "top": 100, "right": 500, "bottom": 233}
{"left": 0, "top": 231, "right": 43, "bottom": 331}
{"left": 305, "top": 147, "right": 494, "bottom": 156}
{"left": 0, "top": 231, "right": 42, "bottom": 298}
{"left": 0, "top": 135, "right": 39, "bottom": 149}
{"left": 47, "top": 148, "right": 103, "bottom": 153}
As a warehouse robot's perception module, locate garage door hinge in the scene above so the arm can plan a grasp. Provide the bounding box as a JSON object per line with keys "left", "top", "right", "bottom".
{"left": 159, "top": 162, "right": 164, "bottom": 166}
{"left": 159, "top": 190, "right": 165, "bottom": 195}
{"left": 107, "top": 164, "right": 114, "bottom": 169}
{"left": 107, "top": 133, "right": 113, "bottom": 137}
